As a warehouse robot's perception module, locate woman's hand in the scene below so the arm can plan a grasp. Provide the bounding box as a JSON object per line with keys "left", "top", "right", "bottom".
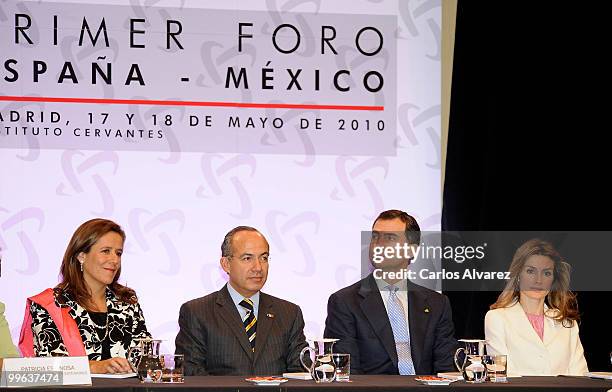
{"left": 89, "top": 358, "right": 133, "bottom": 374}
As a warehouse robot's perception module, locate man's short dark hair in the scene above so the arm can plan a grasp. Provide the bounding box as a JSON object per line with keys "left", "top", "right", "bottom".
{"left": 221, "top": 226, "right": 260, "bottom": 257}
{"left": 373, "top": 209, "right": 421, "bottom": 245}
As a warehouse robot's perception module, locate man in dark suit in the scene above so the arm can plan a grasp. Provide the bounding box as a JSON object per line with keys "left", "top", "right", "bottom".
{"left": 324, "top": 210, "right": 457, "bottom": 375}
{"left": 175, "top": 226, "right": 307, "bottom": 376}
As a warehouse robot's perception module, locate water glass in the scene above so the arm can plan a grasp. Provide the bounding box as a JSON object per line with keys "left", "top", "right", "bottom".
{"left": 160, "top": 354, "right": 184, "bottom": 383}
{"left": 483, "top": 355, "right": 507, "bottom": 383}
{"left": 332, "top": 353, "right": 350, "bottom": 382}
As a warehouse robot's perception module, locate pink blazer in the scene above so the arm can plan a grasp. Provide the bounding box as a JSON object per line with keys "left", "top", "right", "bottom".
{"left": 18, "top": 288, "right": 86, "bottom": 357}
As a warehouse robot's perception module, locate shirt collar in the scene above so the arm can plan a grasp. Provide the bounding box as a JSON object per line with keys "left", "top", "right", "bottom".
{"left": 55, "top": 286, "right": 117, "bottom": 308}
{"left": 374, "top": 276, "right": 408, "bottom": 292}
{"left": 226, "top": 282, "right": 260, "bottom": 309}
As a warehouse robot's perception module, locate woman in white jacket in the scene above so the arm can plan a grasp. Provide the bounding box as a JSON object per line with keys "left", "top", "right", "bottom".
{"left": 484, "top": 239, "right": 588, "bottom": 376}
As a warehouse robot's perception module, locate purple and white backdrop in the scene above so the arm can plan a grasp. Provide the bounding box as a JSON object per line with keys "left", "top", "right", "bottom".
{"left": 0, "top": 0, "right": 441, "bottom": 354}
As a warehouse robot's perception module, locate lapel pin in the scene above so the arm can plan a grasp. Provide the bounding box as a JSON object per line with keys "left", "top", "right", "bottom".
{"left": 424, "top": 307, "right": 430, "bottom": 313}
{"left": 267, "top": 313, "right": 274, "bottom": 318}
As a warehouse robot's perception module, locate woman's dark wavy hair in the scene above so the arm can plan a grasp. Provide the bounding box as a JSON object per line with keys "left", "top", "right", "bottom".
{"left": 55, "top": 218, "right": 137, "bottom": 307}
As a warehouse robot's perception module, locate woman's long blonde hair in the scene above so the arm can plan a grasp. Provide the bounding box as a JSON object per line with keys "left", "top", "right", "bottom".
{"left": 490, "top": 238, "right": 579, "bottom": 327}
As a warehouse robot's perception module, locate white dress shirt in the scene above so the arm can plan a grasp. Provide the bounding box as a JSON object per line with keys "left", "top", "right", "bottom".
{"left": 375, "top": 278, "right": 409, "bottom": 328}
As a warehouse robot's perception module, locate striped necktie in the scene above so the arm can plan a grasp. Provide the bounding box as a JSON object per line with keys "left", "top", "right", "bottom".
{"left": 386, "top": 285, "right": 415, "bottom": 375}
{"left": 239, "top": 298, "right": 257, "bottom": 351}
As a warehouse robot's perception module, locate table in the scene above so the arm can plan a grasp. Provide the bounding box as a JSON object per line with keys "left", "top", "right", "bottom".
{"left": 1, "top": 375, "right": 610, "bottom": 391}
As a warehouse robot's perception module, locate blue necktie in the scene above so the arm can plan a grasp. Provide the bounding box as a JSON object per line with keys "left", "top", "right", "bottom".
{"left": 386, "top": 285, "right": 415, "bottom": 375}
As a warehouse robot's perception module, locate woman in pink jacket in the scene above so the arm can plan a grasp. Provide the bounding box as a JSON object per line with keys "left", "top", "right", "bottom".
{"left": 19, "top": 218, "right": 150, "bottom": 374}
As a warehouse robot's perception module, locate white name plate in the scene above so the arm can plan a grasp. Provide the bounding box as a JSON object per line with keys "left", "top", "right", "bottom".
{"left": 1, "top": 356, "right": 91, "bottom": 387}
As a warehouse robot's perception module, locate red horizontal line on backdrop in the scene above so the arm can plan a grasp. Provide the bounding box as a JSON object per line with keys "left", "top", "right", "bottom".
{"left": 0, "top": 96, "right": 384, "bottom": 111}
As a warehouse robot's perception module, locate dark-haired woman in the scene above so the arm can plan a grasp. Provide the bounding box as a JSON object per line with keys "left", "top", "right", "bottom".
{"left": 19, "top": 219, "right": 150, "bottom": 374}
{"left": 484, "top": 239, "right": 588, "bottom": 376}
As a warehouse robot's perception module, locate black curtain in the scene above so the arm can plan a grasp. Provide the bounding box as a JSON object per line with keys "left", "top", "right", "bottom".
{"left": 443, "top": 1, "right": 611, "bottom": 371}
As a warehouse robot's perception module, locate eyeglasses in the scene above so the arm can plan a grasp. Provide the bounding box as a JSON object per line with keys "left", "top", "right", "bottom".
{"left": 227, "top": 254, "right": 270, "bottom": 264}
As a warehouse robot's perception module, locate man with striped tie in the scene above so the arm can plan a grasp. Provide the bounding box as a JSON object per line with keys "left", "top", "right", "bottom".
{"left": 175, "top": 226, "right": 307, "bottom": 376}
{"left": 324, "top": 210, "right": 458, "bottom": 375}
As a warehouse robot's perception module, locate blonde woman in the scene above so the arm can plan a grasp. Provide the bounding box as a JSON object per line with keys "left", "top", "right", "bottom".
{"left": 485, "top": 239, "right": 588, "bottom": 376}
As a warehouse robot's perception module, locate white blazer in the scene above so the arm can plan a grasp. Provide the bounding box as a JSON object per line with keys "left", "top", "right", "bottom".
{"left": 484, "top": 301, "right": 588, "bottom": 376}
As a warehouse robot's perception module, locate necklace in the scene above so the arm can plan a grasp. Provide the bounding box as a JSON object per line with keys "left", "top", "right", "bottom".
{"left": 83, "top": 291, "right": 110, "bottom": 344}
{"left": 88, "top": 309, "right": 109, "bottom": 342}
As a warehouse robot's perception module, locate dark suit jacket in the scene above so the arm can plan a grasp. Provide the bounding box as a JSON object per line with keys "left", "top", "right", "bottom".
{"left": 175, "top": 285, "right": 307, "bottom": 376}
{"left": 324, "top": 274, "right": 458, "bottom": 375}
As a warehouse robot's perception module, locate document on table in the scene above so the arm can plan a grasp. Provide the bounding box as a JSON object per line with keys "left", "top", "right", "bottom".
{"left": 91, "top": 372, "right": 138, "bottom": 379}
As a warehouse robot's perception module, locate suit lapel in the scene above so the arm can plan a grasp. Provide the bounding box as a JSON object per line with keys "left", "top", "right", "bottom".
{"left": 253, "top": 293, "right": 275, "bottom": 364}
{"left": 215, "top": 285, "right": 254, "bottom": 360}
{"left": 406, "top": 281, "right": 429, "bottom": 372}
{"left": 359, "top": 275, "right": 398, "bottom": 369}
{"left": 508, "top": 301, "right": 545, "bottom": 345}
{"left": 68, "top": 296, "right": 101, "bottom": 346}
